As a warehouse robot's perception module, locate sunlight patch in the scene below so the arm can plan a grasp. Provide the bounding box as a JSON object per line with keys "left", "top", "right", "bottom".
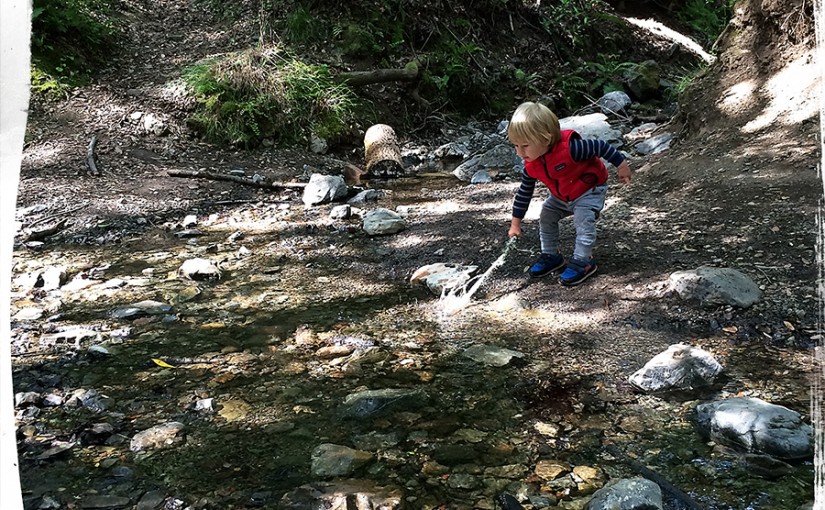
{"left": 742, "top": 50, "right": 821, "bottom": 133}
{"left": 719, "top": 80, "right": 756, "bottom": 113}
{"left": 624, "top": 17, "right": 715, "bottom": 64}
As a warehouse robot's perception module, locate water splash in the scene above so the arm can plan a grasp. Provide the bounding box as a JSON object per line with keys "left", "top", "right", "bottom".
{"left": 439, "top": 237, "right": 518, "bottom": 315}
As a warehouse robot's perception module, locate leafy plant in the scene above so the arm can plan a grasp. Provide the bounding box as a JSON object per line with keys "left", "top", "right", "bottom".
{"left": 585, "top": 57, "right": 635, "bottom": 95}
{"left": 183, "top": 46, "right": 358, "bottom": 147}
{"left": 676, "top": 0, "right": 734, "bottom": 46}
{"left": 30, "top": 0, "right": 118, "bottom": 87}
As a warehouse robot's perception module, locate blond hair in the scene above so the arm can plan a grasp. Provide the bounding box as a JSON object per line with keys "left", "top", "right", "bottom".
{"left": 507, "top": 102, "right": 561, "bottom": 147}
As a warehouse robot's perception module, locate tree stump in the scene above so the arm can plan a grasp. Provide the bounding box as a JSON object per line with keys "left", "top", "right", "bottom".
{"left": 364, "top": 124, "right": 404, "bottom": 178}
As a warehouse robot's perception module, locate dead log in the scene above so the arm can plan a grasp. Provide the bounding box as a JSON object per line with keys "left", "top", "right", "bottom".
{"left": 364, "top": 124, "right": 404, "bottom": 178}
{"left": 86, "top": 135, "right": 101, "bottom": 176}
{"left": 25, "top": 218, "right": 69, "bottom": 242}
{"left": 166, "top": 169, "right": 307, "bottom": 190}
{"left": 335, "top": 62, "right": 419, "bottom": 87}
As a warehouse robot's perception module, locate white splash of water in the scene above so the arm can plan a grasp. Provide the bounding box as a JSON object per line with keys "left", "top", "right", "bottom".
{"left": 438, "top": 237, "right": 517, "bottom": 316}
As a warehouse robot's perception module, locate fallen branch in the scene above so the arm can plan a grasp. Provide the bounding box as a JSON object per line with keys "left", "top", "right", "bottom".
{"left": 26, "top": 203, "right": 89, "bottom": 229}
{"left": 335, "top": 63, "right": 419, "bottom": 87}
{"left": 166, "top": 169, "right": 306, "bottom": 190}
{"left": 605, "top": 444, "right": 704, "bottom": 510}
{"left": 86, "top": 135, "right": 101, "bottom": 176}
{"left": 25, "top": 218, "right": 69, "bottom": 242}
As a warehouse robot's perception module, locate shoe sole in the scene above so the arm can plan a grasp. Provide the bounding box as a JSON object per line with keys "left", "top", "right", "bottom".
{"left": 529, "top": 261, "right": 566, "bottom": 278}
{"left": 559, "top": 265, "right": 598, "bottom": 286}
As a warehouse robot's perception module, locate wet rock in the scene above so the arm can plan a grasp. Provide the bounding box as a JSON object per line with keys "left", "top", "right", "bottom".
{"left": 36, "top": 441, "right": 75, "bottom": 460}
{"left": 181, "top": 214, "right": 198, "bottom": 228}
{"left": 329, "top": 204, "right": 351, "bottom": 219}
{"left": 740, "top": 453, "right": 794, "bottom": 479}
{"left": 178, "top": 258, "right": 221, "bottom": 280}
{"left": 340, "top": 388, "right": 427, "bottom": 419}
{"left": 535, "top": 459, "right": 570, "bottom": 480}
{"left": 15, "top": 391, "right": 40, "bottom": 407}
{"left": 628, "top": 344, "right": 723, "bottom": 392}
{"left": 353, "top": 431, "right": 401, "bottom": 451}
{"left": 667, "top": 266, "right": 761, "bottom": 308}
{"left": 462, "top": 344, "right": 525, "bottom": 367}
{"left": 471, "top": 169, "right": 492, "bottom": 184}
{"left": 410, "top": 262, "right": 478, "bottom": 295}
{"left": 452, "top": 155, "right": 483, "bottom": 182}
{"left": 634, "top": 133, "right": 673, "bottom": 155}
{"left": 432, "top": 444, "right": 480, "bottom": 466}
{"left": 598, "top": 91, "right": 632, "bottom": 116}
{"left": 302, "top": 173, "right": 347, "bottom": 206}
{"left": 584, "top": 477, "right": 662, "bottom": 510}
{"left": 130, "top": 422, "right": 185, "bottom": 452}
{"left": 695, "top": 397, "right": 813, "bottom": 459}
{"left": 347, "top": 189, "right": 385, "bottom": 205}
{"left": 136, "top": 490, "right": 166, "bottom": 510}
{"left": 310, "top": 443, "right": 374, "bottom": 477}
{"left": 279, "top": 480, "right": 402, "bottom": 509}
{"left": 447, "top": 473, "right": 480, "bottom": 490}
{"left": 80, "top": 495, "right": 132, "bottom": 509}
{"left": 362, "top": 207, "right": 406, "bottom": 235}
{"left": 110, "top": 300, "right": 172, "bottom": 320}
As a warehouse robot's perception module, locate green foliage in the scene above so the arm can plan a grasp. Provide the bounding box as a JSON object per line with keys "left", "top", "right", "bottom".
{"left": 585, "top": 57, "right": 635, "bottom": 95}
{"left": 666, "top": 65, "right": 707, "bottom": 102}
{"left": 183, "top": 46, "right": 358, "bottom": 147}
{"left": 541, "top": 0, "right": 603, "bottom": 52}
{"left": 676, "top": 0, "right": 734, "bottom": 46}
{"left": 29, "top": 66, "right": 69, "bottom": 100}
{"left": 285, "top": 3, "right": 324, "bottom": 43}
{"left": 30, "top": 0, "right": 118, "bottom": 87}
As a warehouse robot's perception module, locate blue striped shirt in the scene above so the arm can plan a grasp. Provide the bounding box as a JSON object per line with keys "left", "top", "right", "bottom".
{"left": 512, "top": 139, "right": 625, "bottom": 219}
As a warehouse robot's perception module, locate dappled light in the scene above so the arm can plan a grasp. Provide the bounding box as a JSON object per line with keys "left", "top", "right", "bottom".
{"left": 741, "top": 50, "right": 821, "bottom": 133}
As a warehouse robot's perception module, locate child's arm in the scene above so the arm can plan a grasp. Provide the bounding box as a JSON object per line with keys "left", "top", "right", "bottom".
{"left": 570, "top": 139, "right": 631, "bottom": 184}
{"left": 510, "top": 171, "right": 537, "bottom": 237}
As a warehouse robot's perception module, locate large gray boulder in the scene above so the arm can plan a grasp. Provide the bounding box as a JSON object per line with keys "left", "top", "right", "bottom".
{"left": 695, "top": 397, "right": 814, "bottom": 460}
{"left": 667, "top": 266, "right": 761, "bottom": 308}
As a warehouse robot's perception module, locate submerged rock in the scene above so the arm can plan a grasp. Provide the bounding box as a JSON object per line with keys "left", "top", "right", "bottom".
{"left": 340, "top": 388, "right": 426, "bottom": 419}
{"left": 585, "top": 477, "right": 662, "bottom": 510}
{"left": 310, "top": 443, "right": 374, "bottom": 477}
{"left": 279, "top": 480, "right": 402, "bottom": 509}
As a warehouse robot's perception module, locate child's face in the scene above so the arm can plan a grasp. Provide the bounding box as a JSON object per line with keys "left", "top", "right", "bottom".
{"left": 512, "top": 139, "right": 550, "bottom": 162}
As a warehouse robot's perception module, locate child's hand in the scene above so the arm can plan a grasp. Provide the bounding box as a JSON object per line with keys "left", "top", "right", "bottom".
{"left": 508, "top": 225, "right": 522, "bottom": 238}
{"left": 617, "top": 161, "right": 632, "bottom": 184}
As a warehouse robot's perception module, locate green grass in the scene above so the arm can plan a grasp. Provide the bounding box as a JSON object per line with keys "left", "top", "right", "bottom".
{"left": 183, "top": 46, "right": 358, "bottom": 147}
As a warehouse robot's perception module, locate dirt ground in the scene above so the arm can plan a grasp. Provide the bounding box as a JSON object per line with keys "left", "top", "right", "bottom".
{"left": 17, "top": 0, "right": 821, "bottom": 339}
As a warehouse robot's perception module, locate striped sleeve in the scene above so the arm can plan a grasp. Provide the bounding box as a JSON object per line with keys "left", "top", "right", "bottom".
{"left": 512, "top": 170, "right": 537, "bottom": 219}
{"left": 569, "top": 139, "right": 625, "bottom": 167}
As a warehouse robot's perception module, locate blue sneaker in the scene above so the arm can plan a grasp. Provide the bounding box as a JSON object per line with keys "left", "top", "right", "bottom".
{"left": 529, "top": 252, "right": 565, "bottom": 278}
{"left": 559, "top": 257, "right": 597, "bottom": 286}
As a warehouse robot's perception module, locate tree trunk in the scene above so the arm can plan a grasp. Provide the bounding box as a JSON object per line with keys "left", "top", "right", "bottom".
{"left": 364, "top": 124, "right": 404, "bottom": 178}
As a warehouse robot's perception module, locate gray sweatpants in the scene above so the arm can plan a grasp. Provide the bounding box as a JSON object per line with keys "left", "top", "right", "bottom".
{"left": 539, "top": 185, "right": 607, "bottom": 262}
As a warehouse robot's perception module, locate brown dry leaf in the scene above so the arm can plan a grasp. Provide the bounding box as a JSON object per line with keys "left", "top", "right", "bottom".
{"left": 722, "top": 326, "right": 738, "bottom": 333}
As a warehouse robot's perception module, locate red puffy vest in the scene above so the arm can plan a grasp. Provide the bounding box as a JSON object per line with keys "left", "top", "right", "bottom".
{"left": 524, "top": 130, "right": 608, "bottom": 202}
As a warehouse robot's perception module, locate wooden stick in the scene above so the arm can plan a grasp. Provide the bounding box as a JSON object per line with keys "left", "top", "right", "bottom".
{"left": 26, "top": 203, "right": 88, "bottom": 229}
{"left": 86, "top": 135, "right": 101, "bottom": 176}
{"left": 166, "top": 169, "right": 306, "bottom": 190}
{"left": 25, "top": 218, "right": 69, "bottom": 242}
